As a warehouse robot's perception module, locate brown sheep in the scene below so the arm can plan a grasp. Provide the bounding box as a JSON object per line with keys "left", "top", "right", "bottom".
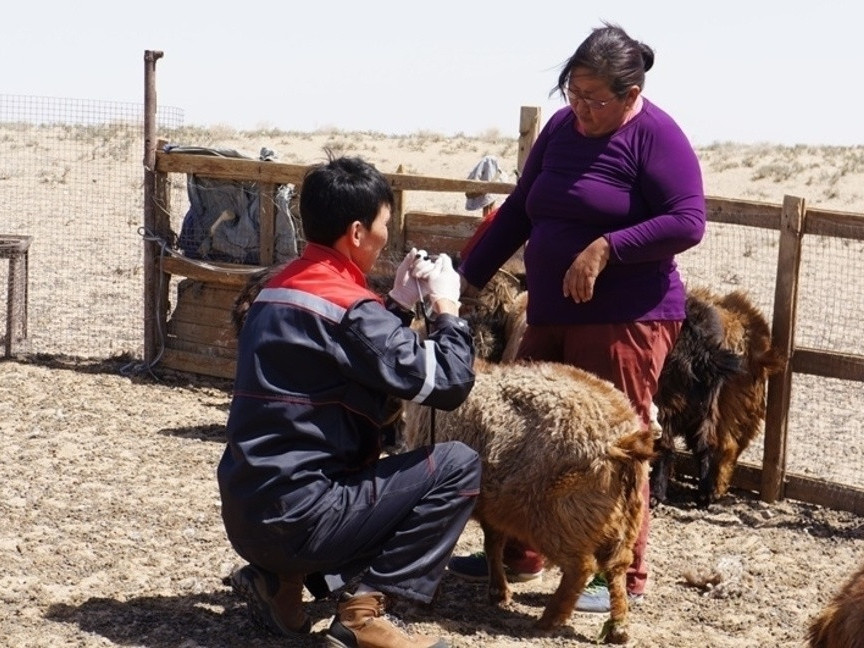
{"left": 402, "top": 359, "right": 653, "bottom": 644}
{"left": 807, "top": 561, "right": 864, "bottom": 648}
{"left": 652, "top": 287, "right": 784, "bottom": 508}
{"left": 650, "top": 292, "right": 744, "bottom": 508}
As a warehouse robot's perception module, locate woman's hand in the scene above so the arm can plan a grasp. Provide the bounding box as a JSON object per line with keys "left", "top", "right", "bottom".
{"left": 563, "top": 236, "right": 611, "bottom": 303}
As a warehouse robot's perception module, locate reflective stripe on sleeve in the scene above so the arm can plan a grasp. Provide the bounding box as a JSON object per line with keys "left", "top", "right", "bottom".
{"left": 411, "top": 339, "right": 438, "bottom": 404}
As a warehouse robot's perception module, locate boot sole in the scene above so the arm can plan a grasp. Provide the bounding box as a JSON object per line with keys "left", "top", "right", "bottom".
{"left": 230, "top": 567, "right": 312, "bottom": 635}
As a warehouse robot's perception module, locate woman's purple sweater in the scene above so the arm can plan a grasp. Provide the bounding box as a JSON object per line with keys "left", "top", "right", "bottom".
{"left": 459, "top": 101, "right": 705, "bottom": 325}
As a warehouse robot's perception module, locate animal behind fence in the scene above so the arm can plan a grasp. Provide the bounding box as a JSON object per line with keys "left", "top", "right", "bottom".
{"left": 651, "top": 287, "right": 784, "bottom": 508}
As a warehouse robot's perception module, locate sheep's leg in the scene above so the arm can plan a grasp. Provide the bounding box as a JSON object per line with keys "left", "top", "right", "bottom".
{"left": 482, "top": 524, "right": 511, "bottom": 606}
{"left": 713, "top": 434, "right": 742, "bottom": 499}
{"left": 603, "top": 568, "right": 631, "bottom": 644}
{"left": 696, "top": 449, "right": 713, "bottom": 509}
{"left": 535, "top": 562, "right": 592, "bottom": 630}
{"left": 692, "top": 422, "right": 716, "bottom": 509}
{"left": 648, "top": 435, "right": 675, "bottom": 506}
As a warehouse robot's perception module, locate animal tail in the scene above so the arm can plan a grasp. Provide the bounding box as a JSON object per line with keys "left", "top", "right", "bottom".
{"left": 755, "top": 343, "right": 786, "bottom": 377}
{"left": 609, "top": 429, "right": 656, "bottom": 464}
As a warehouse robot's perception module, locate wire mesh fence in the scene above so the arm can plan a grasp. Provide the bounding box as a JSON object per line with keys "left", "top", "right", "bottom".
{"left": 676, "top": 220, "right": 864, "bottom": 491}
{"left": 0, "top": 95, "right": 184, "bottom": 358}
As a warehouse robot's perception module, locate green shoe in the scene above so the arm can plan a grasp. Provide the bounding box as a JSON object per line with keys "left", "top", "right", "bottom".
{"left": 576, "top": 574, "right": 643, "bottom": 613}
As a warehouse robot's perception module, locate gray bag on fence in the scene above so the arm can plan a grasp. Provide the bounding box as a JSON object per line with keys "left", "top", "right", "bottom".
{"left": 169, "top": 145, "right": 299, "bottom": 265}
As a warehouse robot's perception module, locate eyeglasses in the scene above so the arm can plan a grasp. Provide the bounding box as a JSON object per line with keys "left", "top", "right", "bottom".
{"left": 565, "top": 87, "right": 617, "bottom": 110}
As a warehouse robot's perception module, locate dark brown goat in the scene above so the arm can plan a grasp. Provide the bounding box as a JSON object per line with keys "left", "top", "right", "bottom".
{"left": 651, "top": 287, "right": 784, "bottom": 508}
{"left": 807, "top": 560, "right": 864, "bottom": 648}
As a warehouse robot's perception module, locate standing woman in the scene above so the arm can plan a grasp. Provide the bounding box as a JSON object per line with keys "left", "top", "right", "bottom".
{"left": 450, "top": 22, "right": 706, "bottom": 610}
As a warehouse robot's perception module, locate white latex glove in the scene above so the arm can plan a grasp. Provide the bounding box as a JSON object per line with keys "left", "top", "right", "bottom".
{"left": 388, "top": 248, "right": 434, "bottom": 309}
{"left": 425, "top": 253, "right": 462, "bottom": 307}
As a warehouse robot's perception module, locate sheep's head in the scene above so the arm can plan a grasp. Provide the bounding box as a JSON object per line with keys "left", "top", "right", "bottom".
{"left": 460, "top": 268, "right": 525, "bottom": 362}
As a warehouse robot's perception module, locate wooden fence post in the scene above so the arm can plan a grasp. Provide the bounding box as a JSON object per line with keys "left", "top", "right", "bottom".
{"left": 761, "top": 194, "right": 805, "bottom": 502}
{"left": 389, "top": 164, "right": 406, "bottom": 257}
{"left": 518, "top": 106, "right": 541, "bottom": 176}
{"left": 143, "top": 49, "right": 164, "bottom": 365}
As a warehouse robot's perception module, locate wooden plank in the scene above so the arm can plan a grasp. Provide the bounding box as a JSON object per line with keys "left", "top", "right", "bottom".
{"left": 167, "top": 318, "right": 236, "bottom": 349}
{"left": 705, "top": 196, "right": 783, "bottom": 229}
{"left": 518, "top": 106, "right": 541, "bottom": 174}
{"left": 761, "top": 195, "right": 805, "bottom": 502}
{"left": 673, "top": 451, "right": 864, "bottom": 515}
{"left": 406, "top": 212, "right": 483, "bottom": 238}
{"left": 389, "top": 169, "right": 406, "bottom": 257}
{"left": 142, "top": 54, "right": 163, "bottom": 366}
{"left": 170, "top": 300, "right": 232, "bottom": 326}
{"left": 168, "top": 298, "right": 233, "bottom": 330}
{"left": 792, "top": 347, "right": 864, "bottom": 382}
{"left": 388, "top": 174, "right": 514, "bottom": 195}
{"left": 405, "top": 232, "right": 473, "bottom": 259}
{"left": 168, "top": 279, "right": 237, "bottom": 349}
{"left": 145, "top": 167, "right": 172, "bottom": 364}
{"left": 176, "top": 279, "right": 242, "bottom": 310}
{"left": 784, "top": 475, "right": 864, "bottom": 517}
{"left": 804, "top": 207, "right": 864, "bottom": 240}
{"left": 156, "top": 151, "right": 516, "bottom": 195}
{"left": 160, "top": 347, "right": 236, "bottom": 380}
{"left": 157, "top": 153, "right": 311, "bottom": 185}
{"left": 165, "top": 334, "right": 236, "bottom": 358}
{"left": 161, "top": 255, "right": 263, "bottom": 287}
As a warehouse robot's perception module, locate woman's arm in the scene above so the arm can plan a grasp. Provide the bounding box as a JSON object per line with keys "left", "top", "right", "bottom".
{"left": 606, "top": 117, "right": 706, "bottom": 264}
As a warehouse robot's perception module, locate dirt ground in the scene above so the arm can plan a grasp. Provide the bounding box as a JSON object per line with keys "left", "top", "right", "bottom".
{"left": 2, "top": 355, "right": 862, "bottom": 648}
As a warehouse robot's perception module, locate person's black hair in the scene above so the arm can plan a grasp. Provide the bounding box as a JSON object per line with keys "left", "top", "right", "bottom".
{"left": 555, "top": 22, "right": 655, "bottom": 99}
{"left": 299, "top": 151, "right": 394, "bottom": 246}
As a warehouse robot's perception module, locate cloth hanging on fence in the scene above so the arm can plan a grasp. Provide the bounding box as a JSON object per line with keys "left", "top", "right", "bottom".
{"left": 169, "top": 145, "right": 299, "bottom": 265}
{"left": 465, "top": 155, "right": 504, "bottom": 211}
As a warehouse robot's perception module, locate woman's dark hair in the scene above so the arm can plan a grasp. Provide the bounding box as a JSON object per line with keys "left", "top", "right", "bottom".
{"left": 299, "top": 151, "right": 394, "bottom": 246}
{"left": 556, "top": 22, "right": 655, "bottom": 99}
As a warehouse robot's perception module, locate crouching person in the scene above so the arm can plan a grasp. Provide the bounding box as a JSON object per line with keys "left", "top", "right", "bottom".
{"left": 217, "top": 154, "right": 480, "bottom": 648}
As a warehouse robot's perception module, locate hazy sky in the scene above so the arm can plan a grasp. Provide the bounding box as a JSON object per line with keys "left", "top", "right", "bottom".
{"left": 4, "top": 1, "right": 862, "bottom": 146}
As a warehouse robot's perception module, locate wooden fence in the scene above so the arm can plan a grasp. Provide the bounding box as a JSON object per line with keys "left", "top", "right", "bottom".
{"left": 142, "top": 52, "right": 864, "bottom": 515}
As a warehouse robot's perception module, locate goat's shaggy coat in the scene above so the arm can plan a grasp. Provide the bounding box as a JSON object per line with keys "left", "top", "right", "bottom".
{"left": 652, "top": 287, "right": 784, "bottom": 508}
{"left": 807, "top": 560, "right": 864, "bottom": 648}
{"left": 403, "top": 360, "right": 653, "bottom": 644}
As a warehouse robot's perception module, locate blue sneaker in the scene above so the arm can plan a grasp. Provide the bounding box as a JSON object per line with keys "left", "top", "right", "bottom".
{"left": 575, "top": 574, "right": 644, "bottom": 613}
{"left": 447, "top": 551, "right": 543, "bottom": 583}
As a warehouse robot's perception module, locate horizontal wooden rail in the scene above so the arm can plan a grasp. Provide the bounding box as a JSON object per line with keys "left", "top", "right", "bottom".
{"left": 155, "top": 151, "right": 515, "bottom": 196}
{"left": 804, "top": 207, "right": 864, "bottom": 240}
{"left": 792, "top": 347, "right": 864, "bottom": 381}
{"left": 704, "top": 196, "right": 782, "bottom": 229}
{"left": 673, "top": 451, "right": 864, "bottom": 516}
{"left": 160, "top": 254, "right": 263, "bottom": 288}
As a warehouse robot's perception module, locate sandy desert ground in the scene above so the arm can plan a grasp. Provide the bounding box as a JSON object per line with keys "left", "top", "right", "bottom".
{"left": 1, "top": 123, "right": 863, "bottom": 647}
